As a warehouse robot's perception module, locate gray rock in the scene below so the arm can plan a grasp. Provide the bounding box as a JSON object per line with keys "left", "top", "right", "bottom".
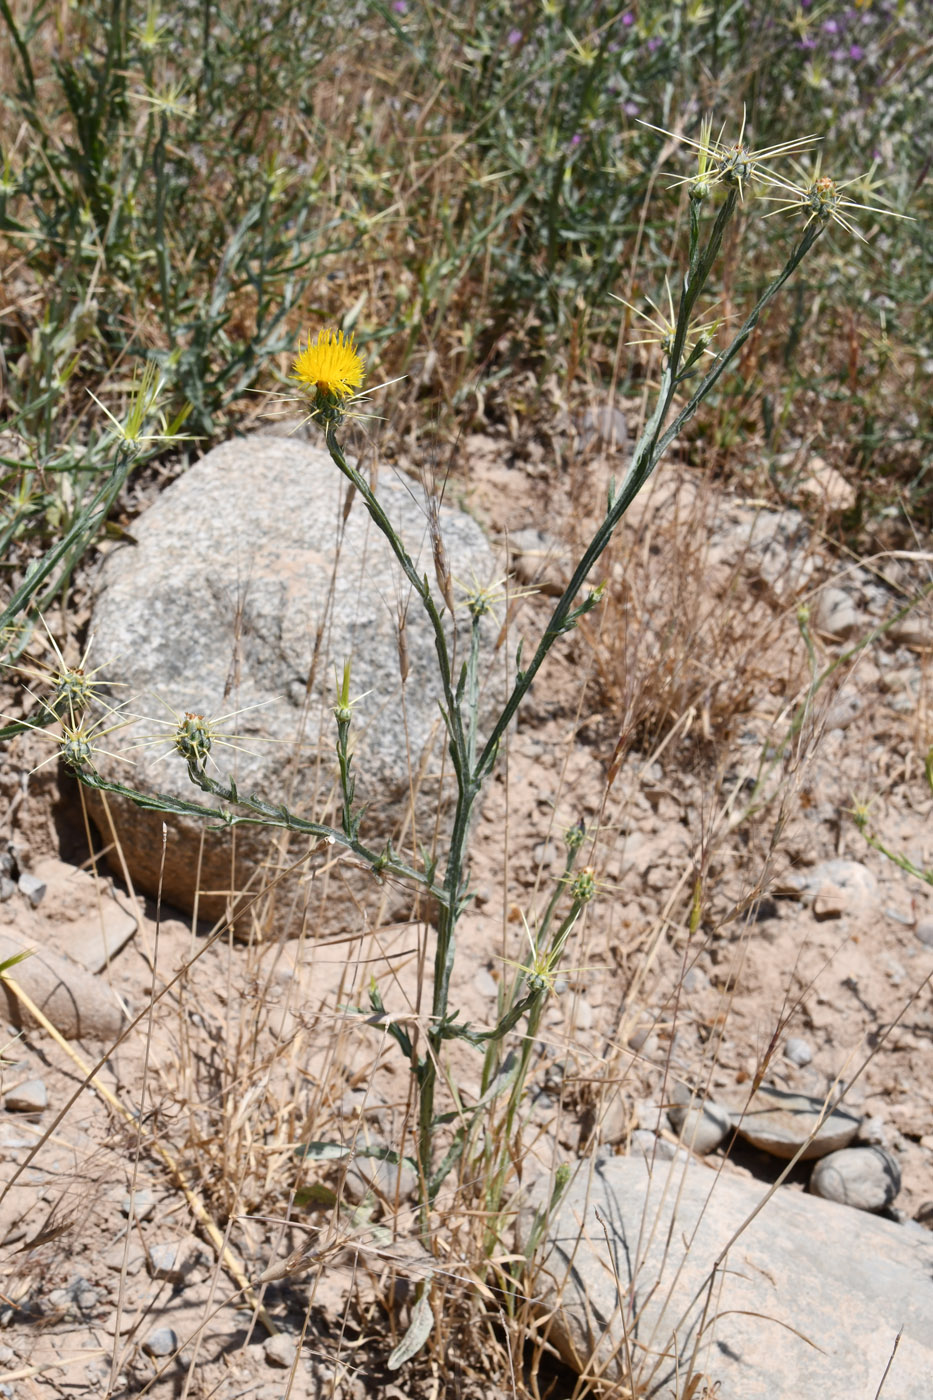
{"left": 812, "top": 585, "right": 862, "bottom": 639}
{"left": 0, "top": 877, "right": 15, "bottom": 903}
{"left": 264, "top": 1333, "right": 298, "bottom": 1369}
{"left": 667, "top": 1097, "right": 731, "bottom": 1155}
{"left": 784, "top": 1036, "right": 813, "bottom": 1067}
{"left": 810, "top": 1146, "right": 902, "bottom": 1212}
{"left": 122, "top": 1188, "right": 156, "bottom": 1222}
{"left": 888, "top": 616, "right": 933, "bottom": 649}
{"left": 0, "top": 930, "right": 123, "bottom": 1041}
{"left": 17, "top": 872, "right": 46, "bottom": 907}
{"left": 518, "top": 1154, "right": 933, "bottom": 1398}
{"left": 730, "top": 1084, "right": 861, "bottom": 1160}
{"left": 143, "top": 1327, "right": 179, "bottom": 1359}
{"left": 4, "top": 1078, "right": 47, "bottom": 1113}
{"left": 776, "top": 858, "right": 878, "bottom": 911}
{"left": 147, "top": 1241, "right": 188, "bottom": 1285}
{"left": 344, "top": 1151, "right": 418, "bottom": 1206}
{"left": 88, "top": 434, "right": 498, "bottom": 933}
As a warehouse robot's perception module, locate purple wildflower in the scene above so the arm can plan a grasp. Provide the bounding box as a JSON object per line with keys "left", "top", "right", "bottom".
{"left": 507, "top": 28, "right": 522, "bottom": 45}
{"left": 622, "top": 11, "right": 634, "bottom": 25}
{"left": 392, "top": 0, "right": 407, "bottom": 12}
{"left": 849, "top": 43, "right": 864, "bottom": 59}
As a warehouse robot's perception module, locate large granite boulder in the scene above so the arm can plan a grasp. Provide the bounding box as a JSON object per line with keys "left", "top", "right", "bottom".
{"left": 88, "top": 434, "right": 499, "bottom": 933}
{"left": 518, "top": 1153, "right": 933, "bottom": 1398}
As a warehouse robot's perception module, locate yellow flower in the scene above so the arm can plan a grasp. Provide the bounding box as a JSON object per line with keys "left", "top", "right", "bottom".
{"left": 292, "top": 329, "right": 365, "bottom": 400}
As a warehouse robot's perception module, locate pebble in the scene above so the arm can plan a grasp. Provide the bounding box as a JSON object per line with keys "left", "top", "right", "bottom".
{"left": 668, "top": 1098, "right": 731, "bottom": 1156}
{"left": 344, "top": 1153, "right": 418, "bottom": 1206}
{"left": 915, "top": 920, "right": 933, "bottom": 949}
{"left": 143, "top": 1327, "right": 178, "bottom": 1358}
{"left": 0, "top": 877, "right": 15, "bottom": 903}
{"left": 810, "top": 1146, "right": 902, "bottom": 1212}
{"left": 17, "top": 872, "right": 46, "bottom": 907}
{"left": 122, "top": 1188, "right": 156, "bottom": 1222}
{"left": 811, "top": 586, "right": 862, "bottom": 639}
{"left": 147, "top": 1242, "right": 187, "bottom": 1285}
{"left": 784, "top": 1037, "right": 813, "bottom": 1067}
{"left": 628, "top": 1129, "right": 688, "bottom": 1164}
{"left": 4, "top": 1078, "right": 47, "bottom": 1114}
{"left": 264, "top": 1333, "right": 298, "bottom": 1369}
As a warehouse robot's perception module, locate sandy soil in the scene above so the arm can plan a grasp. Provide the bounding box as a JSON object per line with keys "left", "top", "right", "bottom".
{"left": 1, "top": 424, "right": 931, "bottom": 1398}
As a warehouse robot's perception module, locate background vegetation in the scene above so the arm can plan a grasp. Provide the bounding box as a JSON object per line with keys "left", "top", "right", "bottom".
{"left": 1, "top": 0, "right": 930, "bottom": 576}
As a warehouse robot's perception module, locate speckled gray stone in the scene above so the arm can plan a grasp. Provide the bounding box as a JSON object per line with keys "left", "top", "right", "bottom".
{"left": 143, "top": 1327, "right": 178, "bottom": 1358}
{"left": 88, "top": 435, "right": 499, "bottom": 932}
{"left": 518, "top": 1154, "right": 933, "bottom": 1399}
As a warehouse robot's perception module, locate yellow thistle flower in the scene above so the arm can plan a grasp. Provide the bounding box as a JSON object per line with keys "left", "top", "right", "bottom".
{"left": 292, "top": 329, "right": 365, "bottom": 400}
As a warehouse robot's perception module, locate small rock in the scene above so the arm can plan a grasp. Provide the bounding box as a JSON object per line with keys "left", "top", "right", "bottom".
{"left": 17, "top": 872, "right": 46, "bottom": 907}
{"left": 264, "top": 1333, "right": 298, "bottom": 1369}
{"left": 4, "top": 1078, "right": 47, "bottom": 1114}
{"left": 777, "top": 859, "right": 878, "bottom": 912}
{"left": 888, "top": 616, "right": 933, "bottom": 650}
{"left": 812, "top": 586, "right": 862, "bottom": 639}
{"left": 915, "top": 920, "right": 933, "bottom": 949}
{"left": 143, "top": 1327, "right": 178, "bottom": 1359}
{"left": 857, "top": 1115, "right": 890, "bottom": 1147}
{"left": 730, "top": 1084, "right": 861, "bottom": 1160}
{"left": 668, "top": 1097, "right": 731, "bottom": 1156}
{"left": 810, "top": 1146, "right": 902, "bottom": 1212}
{"left": 0, "top": 930, "right": 123, "bottom": 1041}
{"left": 473, "top": 966, "right": 499, "bottom": 1000}
{"left": 0, "top": 877, "right": 15, "bottom": 903}
{"left": 784, "top": 1037, "right": 813, "bottom": 1067}
{"left": 147, "top": 1242, "right": 187, "bottom": 1285}
{"left": 122, "top": 1189, "right": 156, "bottom": 1222}
{"left": 344, "top": 1152, "right": 418, "bottom": 1205}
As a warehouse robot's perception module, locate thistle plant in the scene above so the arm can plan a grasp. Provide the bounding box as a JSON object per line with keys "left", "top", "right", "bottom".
{"left": 5, "top": 106, "right": 909, "bottom": 1360}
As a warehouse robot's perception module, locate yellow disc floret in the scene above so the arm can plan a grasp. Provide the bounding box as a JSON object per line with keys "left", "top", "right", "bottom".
{"left": 291, "top": 329, "right": 365, "bottom": 400}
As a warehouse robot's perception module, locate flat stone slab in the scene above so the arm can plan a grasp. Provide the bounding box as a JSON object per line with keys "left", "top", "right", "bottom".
{"left": 518, "top": 1154, "right": 933, "bottom": 1399}
{"left": 729, "top": 1084, "right": 861, "bottom": 1160}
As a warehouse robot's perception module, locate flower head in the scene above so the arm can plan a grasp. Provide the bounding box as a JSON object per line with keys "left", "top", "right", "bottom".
{"left": 763, "top": 155, "right": 914, "bottom": 241}
{"left": 292, "top": 329, "right": 365, "bottom": 401}
{"left": 613, "top": 277, "right": 721, "bottom": 363}
{"left": 641, "top": 109, "right": 820, "bottom": 201}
